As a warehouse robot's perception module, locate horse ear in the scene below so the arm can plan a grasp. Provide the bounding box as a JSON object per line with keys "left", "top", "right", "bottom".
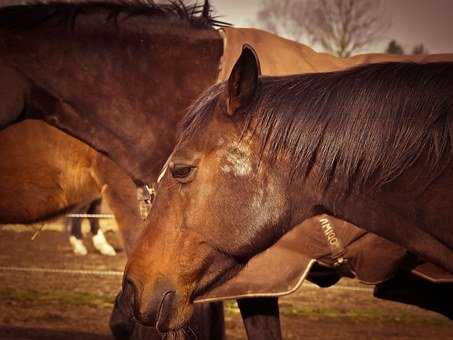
{"left": 226, "top": 45, "right": 261, "bottom": 116}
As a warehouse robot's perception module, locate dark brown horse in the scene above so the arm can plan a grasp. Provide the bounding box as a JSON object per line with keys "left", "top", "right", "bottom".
{"left": 0, "top": 0, "right": 224, "bottom": 185}
{"left": 121, "top": 47, "right": 453, "bottom": 335}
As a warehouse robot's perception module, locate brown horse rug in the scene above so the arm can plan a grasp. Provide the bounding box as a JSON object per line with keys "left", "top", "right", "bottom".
{"left": 217, "top": 27, "right": 453, "bottom": 80}
{"left": 195, "top": 214, "right": 453, "bottom": 303}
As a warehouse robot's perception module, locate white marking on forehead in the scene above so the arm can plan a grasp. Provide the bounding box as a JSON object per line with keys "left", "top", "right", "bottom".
{"left": 221, "top": 142, "right": 252, "bottom": 177}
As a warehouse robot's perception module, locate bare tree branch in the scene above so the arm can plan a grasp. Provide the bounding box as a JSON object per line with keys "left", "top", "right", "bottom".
{"left": 256, "top": 0, "right": 388, "bottom": 57}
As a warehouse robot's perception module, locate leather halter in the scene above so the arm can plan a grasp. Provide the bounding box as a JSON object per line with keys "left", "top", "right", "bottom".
{"left": 136, "top": 155, "right": 171, "bottom": 220}
{"left": 137, "top": 185, "right": 154, "bottom": 220}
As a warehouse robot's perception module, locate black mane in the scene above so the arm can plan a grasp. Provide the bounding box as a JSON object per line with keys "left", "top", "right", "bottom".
{"left": 181, "top": 62, "right": 453, "bottom": 193}
{"left": 0, "top": 0, "right": 229, "bottom": 30}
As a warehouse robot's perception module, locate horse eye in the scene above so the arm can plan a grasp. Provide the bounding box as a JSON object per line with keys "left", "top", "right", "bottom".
{"left": 171, "top": 164, "right": 195, "bottom": 180}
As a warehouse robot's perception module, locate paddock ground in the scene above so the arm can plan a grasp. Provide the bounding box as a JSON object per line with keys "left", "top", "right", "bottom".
{"left": 0, "top": 223, "right": 451, "bottom": 340}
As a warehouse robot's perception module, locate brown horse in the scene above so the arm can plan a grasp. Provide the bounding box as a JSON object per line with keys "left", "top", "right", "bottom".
{"left": 2, "top": 2, "right": 453, "bottom": 339}
{"left": 0, "top": 119, "right": 144, "bottom": 253}
{"left": 0, "top": 0, "right": 224, "bottom": 185}
{"left": 121, "top": 48, "right": 453, "bottom": 335}
{"left": 0, "top": 3, "right": 268, "bottom": 339}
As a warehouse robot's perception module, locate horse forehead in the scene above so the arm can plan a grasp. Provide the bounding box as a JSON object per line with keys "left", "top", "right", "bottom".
{"left": 219, "top": 142, "right": 253, "bottom": 177}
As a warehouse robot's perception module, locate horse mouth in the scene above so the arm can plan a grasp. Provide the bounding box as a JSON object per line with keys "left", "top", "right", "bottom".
{"left": 191, "top": 256, "right": 245, "bottom": 301}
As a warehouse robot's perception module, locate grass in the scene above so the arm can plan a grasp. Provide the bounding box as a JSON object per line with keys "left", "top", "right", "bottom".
{"left": 0, "top": 289, "right": 116, "bottom": 309}
{"left": 281, "top": 305, "right": 410, "bottom": 321}
{"left": 223, "top": 300, "right": 448, "bottom": 324}
{"left": 1, "top": 289, "right": 449, "bottom": 325}
{"left": 1, "top": 217, "right": 118, "bottom": 234}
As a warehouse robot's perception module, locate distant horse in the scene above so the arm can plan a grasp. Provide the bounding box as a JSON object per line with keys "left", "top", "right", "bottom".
{"left": 0, "top": 120, "right": 143, "bottom": 254}
{"left": 67, "top": 199, "right": 117, "bottom": 256}
{"left": 1, "top": 1, "right": 453, "bottom": 339}
{"left": 121, "top": 48, "right": 453, "bottom": 335}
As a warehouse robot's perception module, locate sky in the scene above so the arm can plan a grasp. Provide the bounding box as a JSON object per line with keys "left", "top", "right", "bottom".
{"left": 210, "top": 0, "right": 453, "bottom": 54}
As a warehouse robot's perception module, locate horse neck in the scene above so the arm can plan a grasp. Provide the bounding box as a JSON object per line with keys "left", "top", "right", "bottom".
{"left": 1, "top": 19, "right": 223, "bottom": 185}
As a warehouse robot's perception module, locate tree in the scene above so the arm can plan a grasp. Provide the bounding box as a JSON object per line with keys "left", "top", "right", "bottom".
{"left": 386, "top": 40, "right": 404, "bottom": 55}
{"left": 412, "top": 43, "right": 428, "bottom": 55}
{"left": 256, "top": 0, "right": 388, "bottom": 57}
{"left": 256, "top": 0, "right": 306, "bottom": 42}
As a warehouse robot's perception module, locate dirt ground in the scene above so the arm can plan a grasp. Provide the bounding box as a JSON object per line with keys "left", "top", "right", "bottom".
{"left": 0, "top": 225, "right": 451, "bottom": 340}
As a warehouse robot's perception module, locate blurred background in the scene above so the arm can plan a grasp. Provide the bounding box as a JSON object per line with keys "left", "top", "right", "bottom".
{"left": 213, "top": 0, "right": 453, "bottom": 56}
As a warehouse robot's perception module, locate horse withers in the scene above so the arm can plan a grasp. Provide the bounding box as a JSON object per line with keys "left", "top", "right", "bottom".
{"left": 120, "top": 47, "right": 453, "bottom": 334}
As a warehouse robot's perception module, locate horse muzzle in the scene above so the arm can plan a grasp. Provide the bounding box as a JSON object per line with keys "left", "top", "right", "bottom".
{"left": 118, "top": 275, "right": 184, "bottom": 333}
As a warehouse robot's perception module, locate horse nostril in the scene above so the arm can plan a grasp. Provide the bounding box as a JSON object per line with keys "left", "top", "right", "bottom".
{"left": 155, "top": 290, "right": 176, "bottom": 331}
{"left": 135, "top": 279, "right": 177, "bottom": 329}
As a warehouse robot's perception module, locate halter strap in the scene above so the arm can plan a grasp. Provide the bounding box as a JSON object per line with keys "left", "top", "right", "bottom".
{"left": 136, "top": 154, "right": 173, "bottom": 220}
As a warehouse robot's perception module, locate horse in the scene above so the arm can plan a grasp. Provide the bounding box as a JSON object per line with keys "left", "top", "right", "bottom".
{"left": 67, "top": 198, "right": 117, "bottom": 256}
{"left": 0, "top": 119, "right": 143, "bottom": 254}
{"left": 120, "top": 47, "right": 453, "bottom": 336}
{"left": 2, "top": 1, "right": 453, "bottom": 339}
{"left": 0, "top": 0, "right": 224, "bottom": 186}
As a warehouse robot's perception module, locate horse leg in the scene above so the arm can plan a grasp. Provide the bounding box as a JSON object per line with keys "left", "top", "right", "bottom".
{"left": 89, "top": 198, "right": 116, "bottom": 256}
{"left": 374, "top": 271, "right": 453, "bottom": 320}
{"left": 189, "top": 302, "right": 226, "bottom": 340}
{"left": 0, "top": 63, "right": 29, "bottom": 128}
{"left": 68, "top": 206, "right": 88, "bottom": 256}
{"left": 237, "top": 297, "right": 282, "bottom": 340}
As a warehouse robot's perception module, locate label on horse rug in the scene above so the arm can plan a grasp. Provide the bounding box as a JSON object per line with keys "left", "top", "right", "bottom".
{"left": 319, "top": 217, "right": 341, "bottom": 247}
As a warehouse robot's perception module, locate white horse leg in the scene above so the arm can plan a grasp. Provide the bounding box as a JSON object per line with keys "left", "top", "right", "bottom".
{"left": 69, "top": 235, "right": 88, "bottom": 256}
{"left": 92, "top": 229, "right": 116, "bottom": 256}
